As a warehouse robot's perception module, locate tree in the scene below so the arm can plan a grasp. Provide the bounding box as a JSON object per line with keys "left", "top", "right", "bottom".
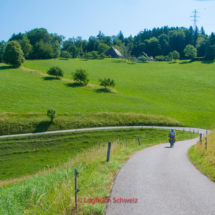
{"left": 172, "top": 50, "right": 180, "bottom": 61}
{"left": 47, "top": 109, "right": 56, "bottom": 122}
{"left": 196, "top": 35, "right": 209, "bottom": 57}
{"left": 117, "top": 31, "right": 124, "bottom": 42}
{"left": 47, "top": 66, "right": 63, "bottom": 78}
{"left": 97, "top": 31, "right": 105, "bottom": 41}
{"left": 52, "top": 41, "right": 61, "bottom": 58}
{"left": 205, "top": 45, "right": 215, "bottom": 60}
{"left": 168, "top": 52, "right": 173, "bottom": 61}
{"left": 92, "top": 51, "right": 98, "bottom": 59}
{"left": 183, "top": 45, "right": 197, "bottom": 59}
{"left": 209, "top": 33, "right": 215, "bottom": 46}
{"left": 31, "top": 40, "right": 54, "bottom": 59}
{"left": 3, "top": 41, "right": 25, "bottom": 67}
{"left": 99, "top": 53, "right": 105, "bottom": 59}
{"left": 60, "top": 51, "right": 71, "bottom": 58}
{"left": 19, "top": 39, "right": 32, "bottom": 58}
{"left": 144, "top": 37, "right": 161, "bottom": 57}
{"left": 72, "top": 69, "right": 89, "bottom": 85}
{"left": 68, "top": 45, "right": 79, "bottom": 58}
{"left": 129, "top": 56, "right": 136, "bottom": 63}
{"left": 158, "top": 34, "right": 169, "bottom": 56}
{"left": 99, "top": 78, "right": 115, "bottom": 89}
{"left": 98, "top": 43, "right": 109, "bottom": 54}
{"left": 0, "top": 41, "right": 7, "bottom": 63}
{"left": 169, "top": 30, "right": 185, "bottom": 58}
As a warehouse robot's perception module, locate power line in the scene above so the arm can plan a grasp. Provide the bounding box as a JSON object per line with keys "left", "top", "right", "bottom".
{"left": 190, "top": 9, "right": 200, "bottom": 29}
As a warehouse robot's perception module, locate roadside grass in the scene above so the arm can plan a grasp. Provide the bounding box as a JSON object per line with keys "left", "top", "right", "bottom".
{"left": 14, "top": 59, "right": 215, "bottom": 129}
{"left": 0, "top": 128, "right": 189, "bottom": 181}
{"left": 188, "top": 129, "right": 215, "bottom": 181}
{"left": 0, "top": 129, "right": 198, "bottom": 215}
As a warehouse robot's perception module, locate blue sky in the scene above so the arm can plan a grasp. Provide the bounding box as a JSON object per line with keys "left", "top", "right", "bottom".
{"left": 0, "top": 0, "right": 215, "bottom": 41}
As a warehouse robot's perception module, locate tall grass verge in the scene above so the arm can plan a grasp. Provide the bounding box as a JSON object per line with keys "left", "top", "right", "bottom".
{"left": 188, "top": 129, "right": 215, "bottom": 182}
{"left": 0, "top": 112, "right": 181, "bottom": 135}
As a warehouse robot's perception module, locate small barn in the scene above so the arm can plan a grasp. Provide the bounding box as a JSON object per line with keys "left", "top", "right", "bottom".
{"left": 104, "top": 47, "right": 122, "bottom": 58}
{"left": 139, "top": 51, "right": 149, "bottom": 58}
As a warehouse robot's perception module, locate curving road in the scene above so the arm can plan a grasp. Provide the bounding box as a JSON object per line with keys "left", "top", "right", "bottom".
{"left": 1, "top": 126, "right": 214, "bottom": 214}
{"left": 106, "top": 128, "right": 215, "bottom": 215}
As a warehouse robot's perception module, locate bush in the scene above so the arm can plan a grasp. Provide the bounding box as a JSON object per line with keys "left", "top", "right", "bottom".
{"left": 138, "top": 56, "right": 147, "bottom": 62}
{"left": 99, "top": 53, "right": 105, "bottom": 59}
{"left": 60, "top": 51, "right": 71, "bottom": 58}
{"left": 3, "top": 41, "right": 25, "bottom": 67}
{"left": 155, "top": 55, "right": 167, "bottom": 61}
{"left": 72, "top": 68, "right": 89, "bottom": 85}
{"left": 92, "top": 51, "right": 98, "bottom": 59}
{"left": 99, "top": 78, "right": 115, "bottom": 89}
{"left": 47, "top": 109, "right": 56, "bottom": 122}
{"left": 83, "top": 52, "right": 93, "bottom": 60}
{"left": 129, "top": 56, "right": 136, "bottom": 63}
{"left": 172, "top": 50, "right": 180, "bottom": 61}
{"left": 47, "top": 66, "right": 63, "bottom": 78}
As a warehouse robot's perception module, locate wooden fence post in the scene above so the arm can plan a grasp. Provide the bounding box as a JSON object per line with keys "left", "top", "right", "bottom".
{"left": 75, "top": 168, "right": 79, "bottom": 211}
{"left": 107, "top": 141, "right": 112, "bottom": 162}
{"left": 200, "top": 133, "right": 202, "bottom": 145}
{"left": 137, "top": 136, "right": 141, "bottom": 146}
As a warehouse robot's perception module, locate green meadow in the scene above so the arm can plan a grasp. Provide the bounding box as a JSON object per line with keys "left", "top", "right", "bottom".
{"left": 1, "top": 58, "right": 214, "bottom": 129}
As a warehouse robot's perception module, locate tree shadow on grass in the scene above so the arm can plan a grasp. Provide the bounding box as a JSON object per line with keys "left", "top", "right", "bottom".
{"left": 80, "top": 58, "right": 89, "bottom": 61}
{"left": 0, "top": 65, "right": 17, "bottom": 70}
{"left": 179, "top": 60, "right": 193, "bottom": 64}
{"left": 43, "top": 77, "right": 60, "bottom": 81}
{"left": 112, "top": 60, "right": 126, "bottom": 63}
{"left": 59, "top": 58, "right": 70, "bottom": 60}
{"left": 33, "top": 121, "right": 52, "bottom": 133}
{"left": 66, "top": 83, "right": 85, "bottom": 88}
{"left": 168, "top": 61, "right": 177, "bottom": 64}
{"left": 95, "top": 88, "right": 112, "bottom": 93}
{"left": 201, "top": 60, "right": 214, "bottom": 64}
{"left": 127, "top": 62, "right": 136, "bottom": 65}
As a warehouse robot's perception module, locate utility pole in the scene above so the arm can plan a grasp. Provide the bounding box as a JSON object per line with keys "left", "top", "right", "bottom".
{"left": 190, "top": 9, "right": 200, "bottom": 30}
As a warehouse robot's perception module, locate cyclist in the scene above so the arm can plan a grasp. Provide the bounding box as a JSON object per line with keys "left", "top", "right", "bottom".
{"left": 169, "top": 128, "right": 176, "bottom": 147}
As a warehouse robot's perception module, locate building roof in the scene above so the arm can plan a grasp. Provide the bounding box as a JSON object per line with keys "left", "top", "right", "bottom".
{"left": 139, "top": 51, "right": 149, "bottom": 58}
{"left": 104, "top": 47, "right": 122, "bottom": 57}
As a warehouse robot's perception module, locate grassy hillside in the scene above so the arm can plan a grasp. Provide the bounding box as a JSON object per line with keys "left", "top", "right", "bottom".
{"left": 188, "top": 130, "right": 215, "bottom": 181}
{"left": 1, "top": 59, "right": 215, "bottom": 130}
{"left": 0, "top": 128, "right": 197, "bottom": 215}
{"left": 22, "top": 59, "right": 215, "bottom": 128}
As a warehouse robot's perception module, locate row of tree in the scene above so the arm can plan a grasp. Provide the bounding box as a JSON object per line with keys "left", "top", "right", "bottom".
{"left": 47, "top": 66, "right": 115, "bottom": 90}
{"left": 1, "top": 26, "right": 215, "bottom": 63}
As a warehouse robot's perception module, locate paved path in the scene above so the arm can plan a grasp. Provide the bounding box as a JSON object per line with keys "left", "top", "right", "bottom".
{"left": 0, "top": 126, "right": 213, "bottom": 214}
{"left": 106, "top": 128, "right": 215, "bottom": 215}
{"left": 0, "top": 126, "right": 208, "bottom": 138}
